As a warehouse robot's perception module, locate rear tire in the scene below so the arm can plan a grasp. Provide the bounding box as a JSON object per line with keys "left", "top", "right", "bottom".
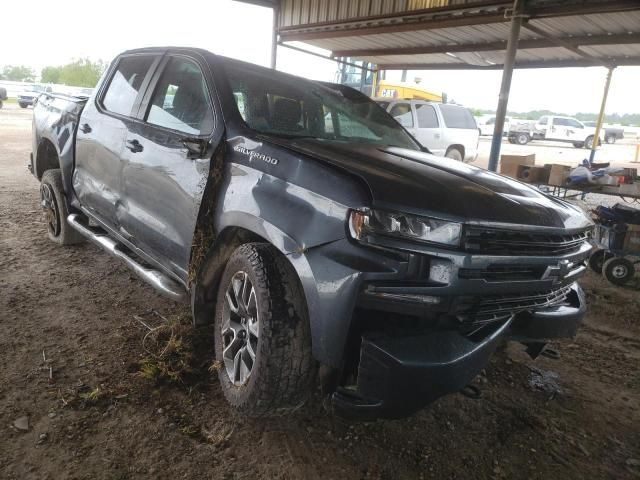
{"left": 19, "top": 102, "right": 28, "bottom": 108}
{"left": 605, "top": 134, "right": 616, "bottom": 144}
{"left": 515, "top": 133, "right": 530, "bottom": 145}
{"left": 214, "top": 243, "right": 315, "bottom": 417}
{"left": 444, "top": 147, "right": 463, "bottom": 162}
{"left": 602, "top": 257, "right": 635, "bottom": 286}
{"left": 40, "top": 169, "right": 85, "bottom": 246}
{"left": 584, "top": 136, "right": 599, "bottom": 149}
{"left": 588, "top": 249, "right": 606, "bottom": 274}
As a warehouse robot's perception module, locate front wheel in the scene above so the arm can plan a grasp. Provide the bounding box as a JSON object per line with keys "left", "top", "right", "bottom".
{"left": 605, "top": 135, "right": 616, "bottom": 144}
{"left": 214, "top": 243, "right": 315, "bottom": 416}
{"left": 584, "top": 136, "right": 600, "bottom": 149}
{"left": 602, "top": 257, "right": 635, "bottom": 286}
{"left": 40, "top": 169, "right": 85, "bottom": 245}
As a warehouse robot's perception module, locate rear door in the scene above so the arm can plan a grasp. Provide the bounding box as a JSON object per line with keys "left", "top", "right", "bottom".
{"left": 74, "top": 53, "right": 160, "bottom": 230}
{"left": 118, "top": 52, "right": 221, "bottom": 280}
{"left": 413, "top": 103, "right": 445, "bottom": 155}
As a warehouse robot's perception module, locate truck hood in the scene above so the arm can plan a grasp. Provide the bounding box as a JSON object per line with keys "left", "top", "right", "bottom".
{"left": 277, "top": 139, "right": 591, "bottom": 231}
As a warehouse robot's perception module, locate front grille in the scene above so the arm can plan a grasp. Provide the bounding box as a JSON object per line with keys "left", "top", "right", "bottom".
{"left": 457, "top": 285, "right": 573, "bottom": 335}
{"left": 458, "top": 264, "right": 547, "bottom": 282}
{"left": 464, "top": 227, "right": 590, "bottom": 256}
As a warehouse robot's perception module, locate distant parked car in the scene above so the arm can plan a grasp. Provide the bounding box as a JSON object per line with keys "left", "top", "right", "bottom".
{"left": 509, "top": 115, "right": 604, "bottom": 148}
{"left": 17, "top": 84, "right": 52, "bottom": 108}
{"left": 582, "top": 121, "right": 624, "bottom": 144}
{"left": 477, "top": 115, "right": 511, "bottom": 136}
{"left": 0, "top": 86, "right": 7, "bottom": 109}
{"left": 379, "top": 99, "right": 479, "bottom": 162}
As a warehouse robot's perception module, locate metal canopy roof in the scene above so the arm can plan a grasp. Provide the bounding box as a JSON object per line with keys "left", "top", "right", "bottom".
{"left": 269, "top": 0, "right": 640, "bottom": 70}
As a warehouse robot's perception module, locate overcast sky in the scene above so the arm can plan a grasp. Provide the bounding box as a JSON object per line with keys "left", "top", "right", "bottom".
{"left": 2, "top": 0, "right": 639, "bottom": 115}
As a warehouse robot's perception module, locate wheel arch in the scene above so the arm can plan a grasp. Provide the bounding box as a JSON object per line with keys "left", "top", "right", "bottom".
{"left": 445, "top": 144, "right": 465, "bottom": 158}
{"left": 35, "top": 138, "right": 61, "bottom": 180}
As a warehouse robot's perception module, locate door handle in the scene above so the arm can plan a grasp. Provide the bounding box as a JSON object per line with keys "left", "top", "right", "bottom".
{"left": 79, "top": 123, "right": 92, "bottom": 134}
{"left": 126, "top": 139, "right": 144, "bottom": 153}
{"left": 434, "top": 133, "right": 441, "bottom": 139}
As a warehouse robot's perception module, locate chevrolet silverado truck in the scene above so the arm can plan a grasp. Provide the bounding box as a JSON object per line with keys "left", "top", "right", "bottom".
{"left": 30, "top": 47, "right": 593, "bottom": 420}
{"left": 508, "top": 115, "right": 603, "bottom": 148}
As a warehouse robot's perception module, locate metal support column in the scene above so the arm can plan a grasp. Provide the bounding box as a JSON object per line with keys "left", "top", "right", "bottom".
{"left": 589, "top": 67, "right": 614, "bottom": 163}
{"left": 270, "top": 5, "right": 279, "bottom": 69}
{"left": 488, "top": 0, "right": 525, "bottom": 172}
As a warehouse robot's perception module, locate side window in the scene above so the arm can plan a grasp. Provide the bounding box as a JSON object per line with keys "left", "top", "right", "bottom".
{"left": 552, "top": 117, "right": 567, "bottom": 126}
{"left": 389, "top": 103, "right": 413, "bottom": 128}
{"left": 146, "top": 57, "right": 214, "bottom": 135}
{"left": 102, "top": 55, "right": 155, "bottom": 117}
{"left": 415, "top": 104, "right": 439, "bottom": 128}
{"left": 567, "top": 119, "right": 583, "bottom": 128}
{"left": 538, "top": 116, "right": 548, "bottom": 125}
{"left": 487, "top": 117, "right": 495, "bottom": 125}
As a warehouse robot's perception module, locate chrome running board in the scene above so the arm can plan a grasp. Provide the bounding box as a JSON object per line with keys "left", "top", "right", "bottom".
{"left": 67, "top": 214, "right": 187, "bottom": 302}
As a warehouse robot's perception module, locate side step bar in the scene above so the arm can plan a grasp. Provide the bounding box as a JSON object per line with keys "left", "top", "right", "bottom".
{"left": 67, "top": 214, "right": 187, "bottom": 302}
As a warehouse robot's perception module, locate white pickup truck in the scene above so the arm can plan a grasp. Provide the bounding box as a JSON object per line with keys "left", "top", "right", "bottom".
{"left": 508, "top": 115, "right": 603, "bottom": 149}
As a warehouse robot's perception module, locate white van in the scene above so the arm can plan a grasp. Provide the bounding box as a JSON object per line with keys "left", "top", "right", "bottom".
{"left": 379, "top": 100, "right": 479, "bottom": 162}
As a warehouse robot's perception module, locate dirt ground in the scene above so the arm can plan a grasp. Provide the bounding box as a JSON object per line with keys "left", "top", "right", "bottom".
{"left": 1, "top": 104, "right": 639, "bottom": 480}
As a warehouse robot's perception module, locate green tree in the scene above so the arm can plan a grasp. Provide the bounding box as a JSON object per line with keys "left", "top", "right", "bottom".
{"left": 0, "top": 65, "right": 35, "bottom": 82}
{"left": 41, "top": 66, "right": 62, "bottom": 84}
{"left": 57, "top": 58, "right": 106, "bottom": 87}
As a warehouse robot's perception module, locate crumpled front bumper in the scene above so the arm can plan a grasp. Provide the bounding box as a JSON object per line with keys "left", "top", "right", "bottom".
{"left": 332, "top": 282, "right": 585, "bottom": 420}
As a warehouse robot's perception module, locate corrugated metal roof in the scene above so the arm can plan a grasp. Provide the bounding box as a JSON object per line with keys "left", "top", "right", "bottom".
{"left": 272, "top": 0, "right": 640, "bottom": 69}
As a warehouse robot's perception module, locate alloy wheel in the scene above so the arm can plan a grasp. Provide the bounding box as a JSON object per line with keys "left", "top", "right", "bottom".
{"left": 221, "top": 271, "right": 260, "bottom": 386}
{"left": 41, "top": 183, "right": 60, "bottom": 236}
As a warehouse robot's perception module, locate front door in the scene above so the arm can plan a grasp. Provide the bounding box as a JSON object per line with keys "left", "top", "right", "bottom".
{"left": 548, "top": 117, "right": 568, "bottom": 141}
{"left": 74, "top": 54, "right": 159, "bottom": 230}
{"left": 118, "top": 53, "right": 222, "bottom": 281}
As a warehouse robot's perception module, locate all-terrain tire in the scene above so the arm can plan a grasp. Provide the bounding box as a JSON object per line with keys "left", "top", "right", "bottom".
{"left": 214, "top": 243, "right": 315, "bottom": 417}
{"left": 40, "top": 169, "right": 85, "bottom": 245}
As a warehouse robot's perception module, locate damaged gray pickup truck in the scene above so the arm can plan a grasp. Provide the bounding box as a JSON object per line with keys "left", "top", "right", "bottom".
{"left": 31, "top": 47, "right": 593, "bottom": 420}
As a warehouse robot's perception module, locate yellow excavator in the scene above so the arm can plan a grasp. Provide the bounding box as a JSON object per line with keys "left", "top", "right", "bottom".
{"left": 335, "top": 59, "right": 444, "bottom": 102}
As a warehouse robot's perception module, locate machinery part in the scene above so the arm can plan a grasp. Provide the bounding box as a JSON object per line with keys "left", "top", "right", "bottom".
{"left": 214, "top": 243, "right": 315, "bottom": 416}
{"left": 67, "top": 214, "right": 186, "bottom": 302}
{"left": 602, "top": 257, "right": 635, "bottom": 285}
{"left": 40, "top": 169, "right": 84, "bottom": 245}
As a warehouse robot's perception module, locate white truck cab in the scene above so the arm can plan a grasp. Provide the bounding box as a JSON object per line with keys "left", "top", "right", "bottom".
{"left": 380, "top": 99, "right": 479, "bottom": 162}
{"left": 535, "top": 115, "right": 604, "bottom": 148}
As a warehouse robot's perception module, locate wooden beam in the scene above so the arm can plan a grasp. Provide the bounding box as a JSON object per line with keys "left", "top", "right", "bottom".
{"left": 378, "top": 57, "right": 640, "bottom": 70}
{"left": 331, "top": 33, "right": 640, "bottom": 58}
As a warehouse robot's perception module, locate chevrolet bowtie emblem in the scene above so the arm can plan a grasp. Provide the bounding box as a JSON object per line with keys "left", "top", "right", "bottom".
{"left": 542, "top": 260, "right": 572, "bottom": 283}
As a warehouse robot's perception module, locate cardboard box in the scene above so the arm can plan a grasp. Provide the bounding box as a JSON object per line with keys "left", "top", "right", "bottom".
{"left": 517, "top": 165, "right": 550, "bottom": 183}
{"left": 546, "top": 164, "right": 572, "bottom": 186}
{"left": 623, "top": 224, "right": 640, "bottom": 254}
{"left": 500, "top": 154, "right": 535, "bottom": 178}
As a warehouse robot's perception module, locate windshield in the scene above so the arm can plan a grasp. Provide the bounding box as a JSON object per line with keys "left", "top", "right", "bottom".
{"left": 223, "top": 61, "right": 419, "bottom": 150}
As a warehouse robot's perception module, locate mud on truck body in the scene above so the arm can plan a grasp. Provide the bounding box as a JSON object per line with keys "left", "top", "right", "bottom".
{"left": 31, "top": 47, "right": 593, "bottom": 420}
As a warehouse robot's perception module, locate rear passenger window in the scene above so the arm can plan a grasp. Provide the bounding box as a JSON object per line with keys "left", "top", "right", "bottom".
{"left": 389, "top": 103, "right": 413, "bottom": 128}
{"left": 415, "top": 104, "right": 439, "bottom": 128}
{"left": 146, "top": 57, "right": 214, "bottom": 135}
{"left": 439, "top": 105, "right": 477, "bottom": 129}
{"left": 102, "top": 55, "right": 155, "bottom": 116}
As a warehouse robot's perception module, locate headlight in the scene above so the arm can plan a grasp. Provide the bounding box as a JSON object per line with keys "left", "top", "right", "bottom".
{"left": 349, "top": 209, "right": 462, "bottom": 247}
